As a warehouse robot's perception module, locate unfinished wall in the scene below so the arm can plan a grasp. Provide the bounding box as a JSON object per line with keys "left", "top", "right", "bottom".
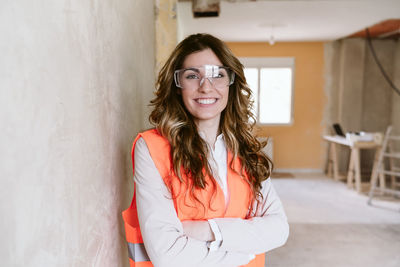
{"left": 324, "top": 41, "right": 350, "bottom": 172}
{"left": 338, "top": 39, "right": 366, "bottom": 132}
{"left": 392, "top": 42, "right": 400, "bottom": 137}
{"left": 227, "top": 42, "right": 325, "bottom": 171}
{"left": 323, "top": 41, "right": 341, "bottom": 129}
{"left": 362, "top": 40, "right": 396, "bottom": 132}
{"left": 324, "top": 38, "right": 399, "bottom": 174}
{"left": 0, "top": 1, "right": 155, "bottom": 266}
{"left": 361, "top": 40, "right": 396, "bottom": 170}
{"left": 155, "top": 0, "right": 177, "bottom": 73}
{"left": 325, "top": 39, "right": 367, "bottom": 172}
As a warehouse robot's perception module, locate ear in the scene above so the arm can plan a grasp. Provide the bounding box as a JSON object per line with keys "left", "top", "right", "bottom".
{"left": 176, "top": 88, "right": 182, "bottom": 95}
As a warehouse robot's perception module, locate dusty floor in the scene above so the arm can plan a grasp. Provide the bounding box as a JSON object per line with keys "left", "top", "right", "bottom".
{"left": 267, "top": 173, "right": 400, "bottom": 267}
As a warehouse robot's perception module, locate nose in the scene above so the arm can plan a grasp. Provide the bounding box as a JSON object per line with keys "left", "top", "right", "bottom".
{"left": 198, "top": 77, "right": 213, "bottom": 92}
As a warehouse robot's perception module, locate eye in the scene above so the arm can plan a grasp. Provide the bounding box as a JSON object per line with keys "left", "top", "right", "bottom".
{"left": 182, "top": 70, "right": 200, "bottom": 80}
{"left": 215, "top": 69, "right": 228, "bottom": 78}
{"left": 185, "top": 73, "right": 200, "bottom": 80}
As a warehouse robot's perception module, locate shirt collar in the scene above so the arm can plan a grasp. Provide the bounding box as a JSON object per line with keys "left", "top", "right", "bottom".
{"left": 198, "top": 131, "right": 225, "bottom": 142}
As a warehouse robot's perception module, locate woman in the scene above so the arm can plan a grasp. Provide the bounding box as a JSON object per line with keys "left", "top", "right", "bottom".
{"left": 123, "top": 33, "right": 289, "bottom": 267}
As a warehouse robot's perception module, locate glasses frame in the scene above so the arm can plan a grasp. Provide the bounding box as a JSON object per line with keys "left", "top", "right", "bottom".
{"left": 174, "top": 65, "right": 235, "bottom": 89}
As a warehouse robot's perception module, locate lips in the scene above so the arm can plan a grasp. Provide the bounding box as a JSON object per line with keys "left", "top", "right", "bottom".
{"left": 195, "top": 98, "right": 217, "bottom": 104}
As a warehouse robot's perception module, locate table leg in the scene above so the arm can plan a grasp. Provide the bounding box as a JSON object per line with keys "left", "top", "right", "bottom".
{"left": 347, "top": 149, "right": 355, "bottom": 189}
{"left": 327, "top": 143, "right": 333, "bottom": 178}
{"left": 353, "top": 148, "right": 362, "bottom": 193}
{"left": 332, "top": 143, "right": 339, "bottom": 181}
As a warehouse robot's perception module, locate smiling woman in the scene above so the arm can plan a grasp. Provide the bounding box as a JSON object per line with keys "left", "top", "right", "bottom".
{"left": 122, "top": 33, "right": 289, "bottom": 267}
{"left": 178, "top": 51, "right": 231, "bottom": 134}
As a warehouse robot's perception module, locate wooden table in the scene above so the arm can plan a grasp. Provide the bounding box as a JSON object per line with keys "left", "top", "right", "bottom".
{"left": 323, "top": 135, "right": 382, "bottom": 193}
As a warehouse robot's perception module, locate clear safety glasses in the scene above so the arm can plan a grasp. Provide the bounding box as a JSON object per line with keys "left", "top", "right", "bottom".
{"left": 174, "top": 65, "right": 235, "bottom": 90}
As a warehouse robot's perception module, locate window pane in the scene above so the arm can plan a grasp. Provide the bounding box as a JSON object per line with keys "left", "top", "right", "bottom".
{"left": 243, "top": 68, "right": 258, "bottom": 122}
{"left": 259, "top": 68, "right": 292, "bottom": 124}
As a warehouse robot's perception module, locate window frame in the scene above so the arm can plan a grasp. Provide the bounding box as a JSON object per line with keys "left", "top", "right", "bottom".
{"left": 239, "top": 57, "right": 296, "bottom": 126}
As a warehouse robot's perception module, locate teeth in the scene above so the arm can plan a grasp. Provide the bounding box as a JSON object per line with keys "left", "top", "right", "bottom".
{"left": 196, "top": 98, "right": 216, "bottom": 104}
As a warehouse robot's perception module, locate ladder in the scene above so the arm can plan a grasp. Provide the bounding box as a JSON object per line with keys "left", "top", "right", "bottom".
{"left": 367, "top": 125, "right": 400, "bottom": 207}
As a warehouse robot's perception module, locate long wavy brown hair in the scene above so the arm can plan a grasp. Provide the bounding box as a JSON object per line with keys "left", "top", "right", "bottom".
{"left": 149, "top": 33, "right": 273, "bottom": 217}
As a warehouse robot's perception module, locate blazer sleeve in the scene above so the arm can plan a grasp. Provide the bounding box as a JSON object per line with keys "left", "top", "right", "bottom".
{"left": 133, "top": 137, "right": 254, "bottom": 267}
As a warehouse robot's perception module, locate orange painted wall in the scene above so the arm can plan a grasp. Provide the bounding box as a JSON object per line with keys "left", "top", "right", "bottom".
{"left": 227, "top": 42, "right": 326, "bottom": 169}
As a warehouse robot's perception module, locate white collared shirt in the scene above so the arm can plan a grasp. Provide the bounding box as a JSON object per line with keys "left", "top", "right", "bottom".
{"left": 133, "top": 136, "right": 289, "bottom": 267}
{"left": 199, "top": 132, "right": 229, "bottom": 206}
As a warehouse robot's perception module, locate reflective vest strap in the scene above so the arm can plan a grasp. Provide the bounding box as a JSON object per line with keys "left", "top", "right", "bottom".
{"left": 127, "top": 242, "right": 150, "bottom": 262}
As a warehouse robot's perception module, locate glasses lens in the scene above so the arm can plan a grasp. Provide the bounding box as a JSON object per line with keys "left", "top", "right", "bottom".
{"left": 212, "top": 67, "right": 230, "bottom": 88}
{"left": 175, "top": 65, "right": 234, "bottom": 89}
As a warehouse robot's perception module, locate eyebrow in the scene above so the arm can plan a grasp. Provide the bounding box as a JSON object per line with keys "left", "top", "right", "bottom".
{"left": 182, "top": 67, "right": 200, "bottom": 72}
{"left": 182, "top": 65, "right": 225, "bottom": 71}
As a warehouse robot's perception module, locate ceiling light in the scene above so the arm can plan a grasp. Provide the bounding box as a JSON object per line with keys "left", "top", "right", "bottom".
{"left": 269, "top": 35, "right": 275, "bottom": 45}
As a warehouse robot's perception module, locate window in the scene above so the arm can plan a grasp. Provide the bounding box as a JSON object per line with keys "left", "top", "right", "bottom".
{"left": 240, "top": 57, "right": 295, "bottom": 125}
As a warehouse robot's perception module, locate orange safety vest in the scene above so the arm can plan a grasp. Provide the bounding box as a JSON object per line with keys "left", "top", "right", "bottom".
{"left": 122, "top": 129, "right": 265, "bottom": 267}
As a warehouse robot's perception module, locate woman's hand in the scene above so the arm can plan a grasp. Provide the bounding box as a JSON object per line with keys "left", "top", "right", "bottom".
{"left": 181, "top": 220, "right": 215, "bottom": 242}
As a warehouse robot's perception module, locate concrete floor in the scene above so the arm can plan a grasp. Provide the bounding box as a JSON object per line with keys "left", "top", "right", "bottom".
{"left": 267, "top": 173, "right": 400, "bottom": 267}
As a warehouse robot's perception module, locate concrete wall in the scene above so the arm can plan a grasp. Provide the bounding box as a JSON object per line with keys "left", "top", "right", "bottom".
{"left": 0, "top": 1, "right": 155, "bottom": 266}
{"left": 361, "top": 39, "right": 396, "bottom": 169}
{"left": 323, "top": 41, "right": 341, "bottom": 129}
{"left": 362, "top": 40, "right": 396, "bottom": 133}
{"left": 324, "top": 38, "right": 399, "bottom": 174}
{"left": 155, "top": 0, "right": 177, "bottom": 73}
{"left": 325, "top": 39, "right": 367, "bottom": 172}
{"left": 323, "top": 41, "right": 350, "bottom": 172}
{"left": 392, "top": 42, "right": 400, "bottom": 138}
{"left": 338, "top": 39, "right": 365, "bottom": 133}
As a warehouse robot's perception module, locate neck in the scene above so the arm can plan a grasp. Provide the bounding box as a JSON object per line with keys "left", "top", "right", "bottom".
{"left": 195, "top": 117, "right": 220, "bottom": 149}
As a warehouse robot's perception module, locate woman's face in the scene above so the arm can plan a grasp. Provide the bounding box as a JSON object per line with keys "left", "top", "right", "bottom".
{"left": 179, "top": 49, "right": 230, "bottom": 128}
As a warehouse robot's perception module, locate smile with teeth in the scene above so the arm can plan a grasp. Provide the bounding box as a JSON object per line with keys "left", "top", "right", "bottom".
{"left": 195, "top": 98, "right": 217, "bottom": 104}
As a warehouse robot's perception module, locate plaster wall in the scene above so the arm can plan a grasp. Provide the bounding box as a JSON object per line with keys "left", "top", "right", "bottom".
{"left": 323, "top": 41, "right": 341, "bottom": 128}
{"left": 0, "top": 1, "right": 155, "bottom": 266}
{"left": 361, "top": 40, "right": 396, "bottom": 170}
{"left": 362, "top": 40, "right": 395, "bottom": 133}
{"left": 324, "top": 38, "right": 399, "bottom": 174}
{"left": 155, "top": 0, "right": 177, "bottom": 73}
{"left": 392, "top": 42, "right": 400, "bottom": 138}
{"left": 323, "top": 41, "right": 349, "bottom": 172}
{"left": 334, "top": 39, "right": 366, "bottom": 172}
{"left": 227, "top": 42, "right": 325, "bottom": 170}
{"left": 338, "top": 39, "right": 365, "bottom": 133}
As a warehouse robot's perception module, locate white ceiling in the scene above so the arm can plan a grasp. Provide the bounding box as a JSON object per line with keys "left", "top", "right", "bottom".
{"left": 177, "top": 0, "right": 400, "bottom": 42}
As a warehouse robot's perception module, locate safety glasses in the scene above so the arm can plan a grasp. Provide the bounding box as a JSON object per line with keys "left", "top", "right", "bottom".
{"left": 174, "top": 65, "right": 235, "bottom": 90}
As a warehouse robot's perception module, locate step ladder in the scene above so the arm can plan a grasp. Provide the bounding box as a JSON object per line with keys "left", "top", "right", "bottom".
{"left": 367, "top": 125, "right": 400, "bottom": 208}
